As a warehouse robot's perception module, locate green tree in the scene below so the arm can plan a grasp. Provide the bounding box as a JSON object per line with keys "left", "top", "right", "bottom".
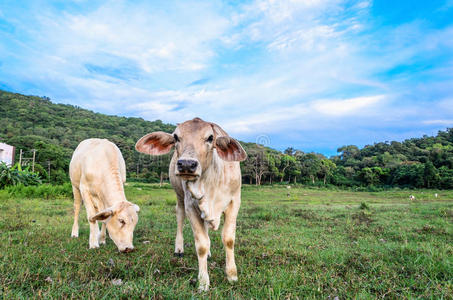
{"left": 359, "top": 167, "right": 383, "bottom": 186}
{"left": 391, "top": 163, "right": 425, "bottom": 188}
{"left": 319, "top": 159, "right": 336, "bottom": 184}
{"left": 424, "top": 161, "right": 439, "bottom": 188}
{"left": 300, "top": 153, "right": 322, "bottom": 184}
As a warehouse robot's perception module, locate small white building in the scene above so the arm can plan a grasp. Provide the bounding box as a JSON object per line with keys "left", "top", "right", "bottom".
{"left": 0, "top": 143, "right": 15, "bottom": 167}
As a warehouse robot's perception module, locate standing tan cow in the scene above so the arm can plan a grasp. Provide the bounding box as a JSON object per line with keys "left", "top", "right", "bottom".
{"left": 70, "top": 139, "right": 140, "bottom": 253}
{"left": 136, "top": 118, "right": 247, "bottom": 291}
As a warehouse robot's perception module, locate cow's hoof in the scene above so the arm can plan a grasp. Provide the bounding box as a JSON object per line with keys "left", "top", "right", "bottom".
{"left": 198, "top": 282, "right": 209, "bottom": 292}
{"left": 99, "top": 240, "right": 106, "bottom": 245}
{"left": 174, "top": 252, "right": 184, "bottom": 258}
{"left": 89, "top": 244, "right": 100, "bottom": 249}
{"left": 71, "top": 234, "right": 78, "bottom": 238}
{"left": 198, "top": 274, "right": 209, "bottom": 292}
{"left": 226, "top": 268, "right": 238, "bottom": 282}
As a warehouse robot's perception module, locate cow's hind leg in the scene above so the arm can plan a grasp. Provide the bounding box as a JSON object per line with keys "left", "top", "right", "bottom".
{"left": 71, "top": 186, "right": 82, "bottom": 238}
{"left": 174, "top": 196, "right": 185, "bottom": 256}
{"left": 222, "top": 197, "right": 240, "bottom": 283}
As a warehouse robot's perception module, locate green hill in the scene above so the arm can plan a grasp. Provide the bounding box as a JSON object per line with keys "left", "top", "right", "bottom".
{"left": 0, "top": 90, "right": 175, "bottom": 183}
{"left": 1, "top": 89, "right": 452, "bottom": 188}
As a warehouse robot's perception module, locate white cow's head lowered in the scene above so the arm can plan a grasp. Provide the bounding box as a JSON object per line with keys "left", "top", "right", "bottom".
{"left": 135, "top": 118, "right": 247, "bottom": 181}
{"left": 90, "top": 201, "right": 139, "bottom": 252}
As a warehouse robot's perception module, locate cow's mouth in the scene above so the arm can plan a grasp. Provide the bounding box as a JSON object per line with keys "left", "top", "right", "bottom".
{"left": 120, "top": 247, "right": 134, "bottom": 253}
{"left": 177, "top": 173, "right": 199, "bottom": 181}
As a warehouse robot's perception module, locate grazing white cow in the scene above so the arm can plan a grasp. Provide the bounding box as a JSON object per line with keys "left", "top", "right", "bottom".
{"left": 409, "top": 195, "right": 416, "bottom": 201}
{"left": 136, "top": 118, "right": 247, "bottom": 291}
{"left": 70, "top": 139, "right": 140, "bottom": 252}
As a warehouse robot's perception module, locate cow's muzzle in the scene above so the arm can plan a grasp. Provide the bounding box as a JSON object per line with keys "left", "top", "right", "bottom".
{"left": 120, "top": 247, "right": 134, "bottom": 253}
{"left": 177, "top": 159, "right": 198, "bottom": 173}
{"left": 176, "top": 159, "right": 199, "bottom": 178}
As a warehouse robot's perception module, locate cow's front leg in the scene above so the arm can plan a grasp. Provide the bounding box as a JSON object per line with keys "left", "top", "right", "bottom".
{"left": 186, "top": 208, "right": 210, "bottom": 291}
{"left": 99, "top": 223, "right": 106, "bottom": 245}
{"left": 207, "top": 230, "right": 211, "bottom": 258}
{"left": 81, "top": 188, "right": 100, "bottom": 249}
{"left": 222, "top": 198, "right": 240, "bottom": 282}
{"left": 174, "top": 199, "right": 185, "bottom": 256}
{"left": 88, "top": 220, "right": 100, "bottom": 249}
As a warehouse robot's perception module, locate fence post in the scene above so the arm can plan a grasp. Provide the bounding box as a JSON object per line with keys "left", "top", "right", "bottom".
{"left": 47, "top": 161, "right": 51, "bottom": 183}
{"left": 19, "top": 149, "right": 23, "bottom": 166}
{"left": 32, "top": 149, "right": 36, "bottom": 172}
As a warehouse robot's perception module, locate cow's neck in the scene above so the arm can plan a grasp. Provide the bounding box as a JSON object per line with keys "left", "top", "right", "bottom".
{"left": 185, "top": 151, "right": 224, "bottom": 230}
{"left": 100, "top": 170, "right": 127, "bottom": 207}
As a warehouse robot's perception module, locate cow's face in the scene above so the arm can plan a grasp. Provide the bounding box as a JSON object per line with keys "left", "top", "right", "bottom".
{"left": 172, "top": 119, "right": 215, "bottom": 180}
{"left": 135, "top": 118, "right": 247, "bottom": 181}
{"left": 91, "top": 201, "right": 140, "bottom": 252}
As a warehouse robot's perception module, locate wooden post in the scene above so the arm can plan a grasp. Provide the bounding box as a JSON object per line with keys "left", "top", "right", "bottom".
{"left": 19, "top": 149, "right": 23, "bottom": 166}
{"left": 47, "top": 161, "right": 51, "bottom": 182}
{"left": 32, "top": 149, "right": 36, "bottom": 172}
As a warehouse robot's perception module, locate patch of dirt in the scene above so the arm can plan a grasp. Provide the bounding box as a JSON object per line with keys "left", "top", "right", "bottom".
{"left": 439, "top": 209, "right": 453, "bottom": 221}
{"left": 415, "top": 224, "right": 447, "bottom": 236}
{"left": 351, "top": 211, "right": 374, "bottom": 226}
{"left": 237, "top": 221, "right": 262, "bottom": 230}
{"left": 292, "top": 209, "right": 319, "bottom": 220}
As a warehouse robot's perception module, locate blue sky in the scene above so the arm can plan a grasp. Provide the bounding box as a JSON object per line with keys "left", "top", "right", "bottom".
{"left": 1, "top": 0, "right": 453, "bottom": 155}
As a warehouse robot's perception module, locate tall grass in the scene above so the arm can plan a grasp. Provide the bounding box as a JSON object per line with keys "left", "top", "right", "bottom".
{"left": 4, "top": 182, "right": 73, "bottom": 199}
{"left": 0, "top": 162, "right": 42, "bottom": 188}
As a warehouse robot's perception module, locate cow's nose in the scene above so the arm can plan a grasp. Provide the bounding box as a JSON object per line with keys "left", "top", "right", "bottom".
{"left": 121, "top": 247, "right": 134, "bottom": 253}
{"left": 177, "top": 159, "right": 198, "bottom": 173}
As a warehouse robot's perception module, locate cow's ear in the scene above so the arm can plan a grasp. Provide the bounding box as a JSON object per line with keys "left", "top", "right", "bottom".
{"left": 90, "top": 209, "right": 113, "bottom": 222}
{"left": 135, "top": 132, "right": 175, "bottom": 155}
{"left": 215, "top": 137, "right": 247, "bottom": 162}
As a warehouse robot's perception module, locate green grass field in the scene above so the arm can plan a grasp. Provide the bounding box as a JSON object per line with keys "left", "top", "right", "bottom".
{"left": 1, "top": 184, "right": 452, "bottom": 299}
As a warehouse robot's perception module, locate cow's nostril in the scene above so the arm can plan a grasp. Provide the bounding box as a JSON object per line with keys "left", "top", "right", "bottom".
{"left": 191, "top": 161, "right": 198, "bottom": 169}
{"left": 177, "top": 160, "right": 185, "bottom": 172}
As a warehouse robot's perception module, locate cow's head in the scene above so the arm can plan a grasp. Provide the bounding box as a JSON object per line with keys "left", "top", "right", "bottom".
{"left": 135, "top": 118, "right": 247, "bottom": 181}
{"left": 90, "top": 201, "right": 140, "bottom": 253}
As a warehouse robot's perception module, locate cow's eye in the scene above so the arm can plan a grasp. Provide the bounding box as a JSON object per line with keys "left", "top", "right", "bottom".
{"left": 206, "top": 135, "right": 214, "bottom": 143}
{"left": 174, "top": 134, "right": 180, "bottom": 142}
{"left": 119, "top": 219, "right": 126, "bottom": 226}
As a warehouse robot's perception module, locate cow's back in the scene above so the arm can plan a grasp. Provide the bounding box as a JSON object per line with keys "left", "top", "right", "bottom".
{"left": 69, "top": 139, "right": 126, "bottom": 189}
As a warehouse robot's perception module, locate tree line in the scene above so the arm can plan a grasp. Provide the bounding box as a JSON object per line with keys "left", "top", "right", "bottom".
{"left": 241, "top": 134, "right": 453, "bottom": 189}
{"left": 1, "top": 89, "right": 452, "bottom": 189}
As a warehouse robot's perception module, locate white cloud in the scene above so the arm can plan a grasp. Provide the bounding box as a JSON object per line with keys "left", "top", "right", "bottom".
{"left": 311, "top": 95, "right": 385, "bottom": 116}
{"left": 422, "top": 120, "right": 453, "bottom": 126}
{"left": 25, "top": 1, "right": 230, "bottom": 79}
{"left": 221, "top": 94, "right": 388, "bottom": 136}
{"left": 1, "top": 0, "right": 453, "bottom": 152}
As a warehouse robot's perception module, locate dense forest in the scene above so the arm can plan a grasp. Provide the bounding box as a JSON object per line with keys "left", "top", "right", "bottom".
{"left": 1, "top": 89, "right": 452, "bottom": 189}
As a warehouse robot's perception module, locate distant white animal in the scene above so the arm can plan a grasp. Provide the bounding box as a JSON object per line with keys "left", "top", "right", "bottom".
{"left": 409, "top": 195, "right": 416, "bottom": 201}
{"left": 69, "top": 139, "right": 140, "bottom": 252}
{"left": 434, "top": 193, "right": 438, "bottom": 198}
